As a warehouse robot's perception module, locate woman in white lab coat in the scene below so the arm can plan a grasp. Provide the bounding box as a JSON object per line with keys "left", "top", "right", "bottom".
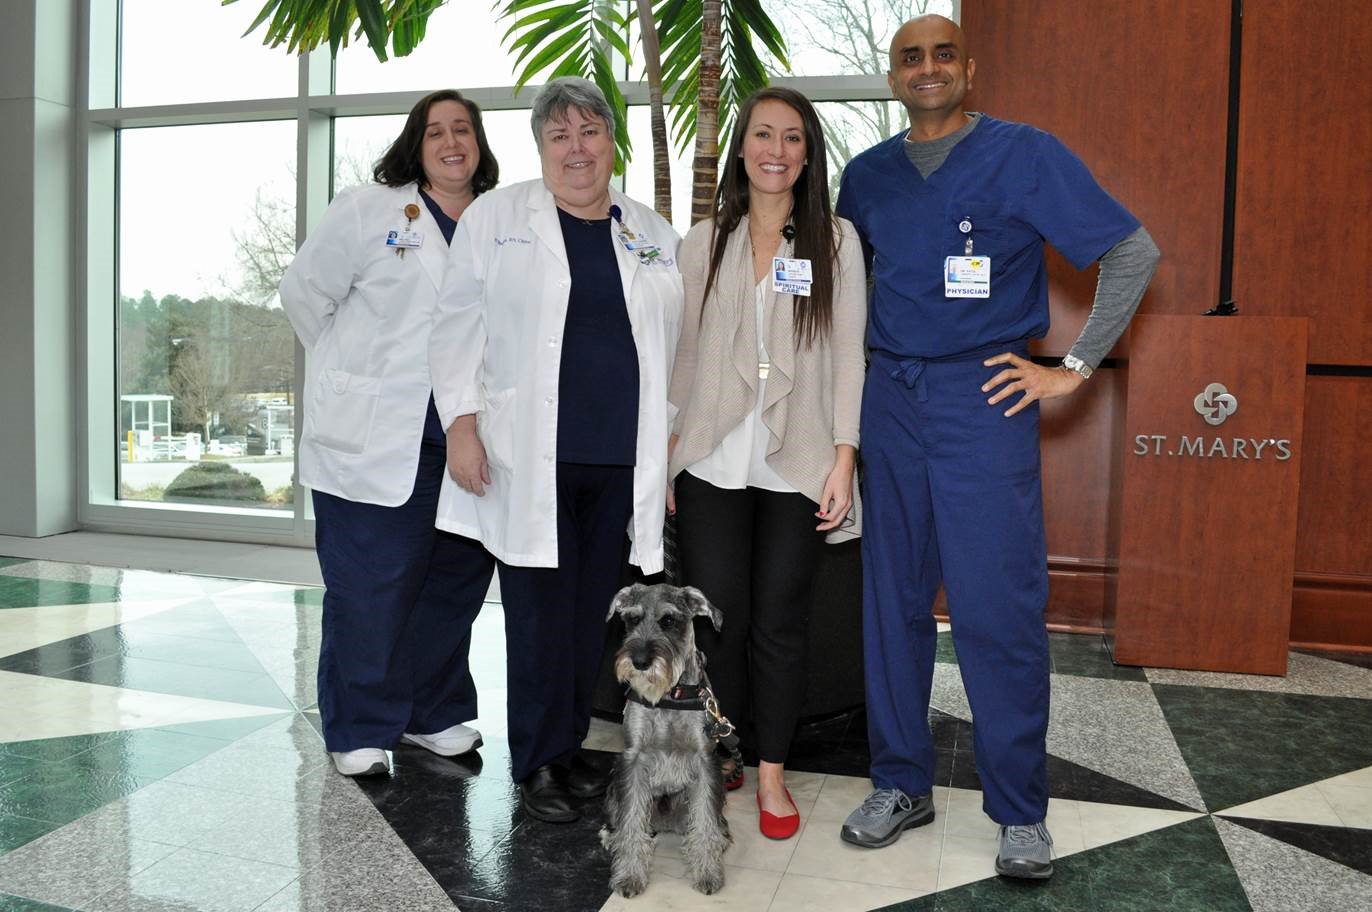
{"left": 430, "top": 77, "right": 683, "bottom": 823}
{"left": 279, "top": 89, "right": 499, "bottom": 778}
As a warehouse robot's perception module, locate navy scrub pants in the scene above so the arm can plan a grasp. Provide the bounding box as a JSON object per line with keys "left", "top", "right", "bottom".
{"left": 861, "top": 347, "right": 1051, "bottom": 826}
{"left": 312, "top": 397, "right": 495, "bottom": 753}
{"left": 496, "top": 461, "right": 635, "bottom": 784}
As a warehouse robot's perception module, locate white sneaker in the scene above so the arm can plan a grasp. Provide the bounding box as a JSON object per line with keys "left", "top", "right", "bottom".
{"left": 330, "top": 748, "right": 390, "bottom": 777}
{"left": 400, "top": 723, "right": 483, "bottom": 757}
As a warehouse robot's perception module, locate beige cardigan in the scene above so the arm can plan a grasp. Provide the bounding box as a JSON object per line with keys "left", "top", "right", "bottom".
{"left": 668, "top": 214, "right": 867, "bottom": 541}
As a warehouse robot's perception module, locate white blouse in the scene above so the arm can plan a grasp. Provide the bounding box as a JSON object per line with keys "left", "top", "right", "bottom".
{"left": 685, "top": 278, "right": 798, "bottom": 494}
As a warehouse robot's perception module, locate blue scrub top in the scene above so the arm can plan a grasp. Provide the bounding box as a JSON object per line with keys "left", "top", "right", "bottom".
{"left": 836, "top": 116, "right": 1139, "bottom": 360}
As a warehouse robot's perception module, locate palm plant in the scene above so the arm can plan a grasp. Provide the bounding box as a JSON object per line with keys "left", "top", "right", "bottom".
{"left": 499, "top": 0, "right": 786, "bottom": 223}
{"left": 229, "top": 0, "right": 787, "bottom": 224}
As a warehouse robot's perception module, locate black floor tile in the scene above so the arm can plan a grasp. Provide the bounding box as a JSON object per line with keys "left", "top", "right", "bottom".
{"left": 462, "top": 815, "right": 612, "bottom": 912}
{"left": 1221, "top": 816, "right": 1372, "bottom": 877}
{"left": 1294, "top": 647, "right": 1372, "bottom": 671}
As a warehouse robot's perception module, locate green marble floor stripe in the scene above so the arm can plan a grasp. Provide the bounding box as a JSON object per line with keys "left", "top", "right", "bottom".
{"left": 0, "top": 559, "right": 26, "bottom": 571}
{"left": 0, "top": 893, "right": 75, "bottom": 912}
{"left": 877, "top": 817, "right": 1250, "bottom": 911}
{"left": 0, "top": 577, "right": 123, "bottom": 610}
{"left": 0, "top": 815, "right": 57, "bottom": 855}
{"left": 1048, "top": 632, "right": 1148, "bottom": 682}
{"left": 936, "top": 631, "right": 958, "bottom": 666}
{"left": 1153, "top": 684, "right": 1372, "bottom": 812}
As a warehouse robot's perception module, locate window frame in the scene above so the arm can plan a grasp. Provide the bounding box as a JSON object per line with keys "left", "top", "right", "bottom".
{"left": 77, "top": 0, "right": 903, "bottom": 546}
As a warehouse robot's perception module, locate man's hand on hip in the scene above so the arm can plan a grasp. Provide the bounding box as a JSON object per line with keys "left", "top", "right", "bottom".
{"left": 981, "top": 352, "right": 1084, "bottom": 417}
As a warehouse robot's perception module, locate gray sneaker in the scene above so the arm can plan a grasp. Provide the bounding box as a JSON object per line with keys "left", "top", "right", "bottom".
{"left": 996, "top": 822, "right": 1054, "bottom": 879}
{"left": 839, "top": 788, "right": 935, "bottom": 848}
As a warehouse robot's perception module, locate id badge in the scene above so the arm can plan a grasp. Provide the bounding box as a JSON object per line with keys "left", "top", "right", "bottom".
{"left": 944, "top": 255, "right": 990, "bottom": 298}
{"left": 773, "top": 257, "right": 813, "bottom": 296}
{"left": 616, "top": 227, "right": 662, "bottom": 263}
{"left": 385, "top": 228, "right": 424, "bottom": 249}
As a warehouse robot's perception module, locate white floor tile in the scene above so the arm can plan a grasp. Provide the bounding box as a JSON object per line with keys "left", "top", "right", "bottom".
{"left": 0, "top": 598, "right": 194, "bottom": 657}
{"left": 0, "top": 671, "right": 285, "bottom": 742}
{"left": 600, "top": 859, "right": 782, "bottom": 911}
{"left": 767, "top": 872, "right": 925, "bottom": 912}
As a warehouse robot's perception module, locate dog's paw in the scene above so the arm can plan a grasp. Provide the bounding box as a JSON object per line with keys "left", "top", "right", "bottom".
{"left": 692, "top": 873, "right": 724, "bottom": 895}
{"left": 598, "top": 826, "right": 613, "bottom": 850}
{"left": 611, "top": 875, "right": 647, "bottom": 898}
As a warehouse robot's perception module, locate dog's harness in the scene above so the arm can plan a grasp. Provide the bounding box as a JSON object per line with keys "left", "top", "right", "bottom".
{"left": 622, "top": 652, "right": 738, "bottom": 745}
{"left": 624, "top": 681, "right": 736, "bottom": 741}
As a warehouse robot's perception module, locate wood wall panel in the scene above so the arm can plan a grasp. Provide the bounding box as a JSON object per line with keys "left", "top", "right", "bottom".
{"left": 962, "top": 1, "right": 1231, "bottom": 356}
{"left": 1295, "top": 376, "right": 1372, "bottom": 575}
{"left": 1232, "top": 0, "right": 1372, "bottom": 365}
{"left": 1041, "top": 366, "right": 1121, "bottom": 561}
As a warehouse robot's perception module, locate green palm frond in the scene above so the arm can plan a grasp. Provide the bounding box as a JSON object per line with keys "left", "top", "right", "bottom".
{"left": 497, "top": 0, "right": 632, "bottom": 172}
{"left": 224, "top": 0, "right": 448, "bottom": 62}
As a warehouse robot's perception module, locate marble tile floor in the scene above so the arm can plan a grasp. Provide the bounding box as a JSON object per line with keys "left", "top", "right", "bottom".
{"left": 0, "top": 555, "right": 1370, "bottom": 911}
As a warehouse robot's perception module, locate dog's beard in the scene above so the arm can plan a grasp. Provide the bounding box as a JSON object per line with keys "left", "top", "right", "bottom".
{"left": 615, "top": 645, "right": 684, "bottom": 705}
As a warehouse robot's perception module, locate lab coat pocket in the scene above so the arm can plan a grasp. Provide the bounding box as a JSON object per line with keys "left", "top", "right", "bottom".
{"left": 477, "top": 387, "right": 517, "bottom": 474}
{"left": 311, "top": 368, "right": 382, "bottom": 455}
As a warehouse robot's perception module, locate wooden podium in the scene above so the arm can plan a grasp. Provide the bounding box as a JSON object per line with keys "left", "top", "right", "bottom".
{"left": 1104, "top": 315, "right": 1308, "bottom": 675}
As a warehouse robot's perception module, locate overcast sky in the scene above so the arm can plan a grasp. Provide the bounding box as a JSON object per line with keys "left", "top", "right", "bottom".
{"left": 117, "top": 0, "right": 950, "bottom": 302}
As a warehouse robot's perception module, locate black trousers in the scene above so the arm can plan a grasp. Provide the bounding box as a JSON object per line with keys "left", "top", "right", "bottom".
{"left": 497, "top": 462, "right": 634, "bottom": 783}
{"left": 674, "top": 470, "right": 824, "bottom": 763}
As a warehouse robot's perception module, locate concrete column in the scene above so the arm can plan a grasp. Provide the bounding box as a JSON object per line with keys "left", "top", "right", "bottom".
{"left": 0, "top": 0, "right": 78, "bottom": 536}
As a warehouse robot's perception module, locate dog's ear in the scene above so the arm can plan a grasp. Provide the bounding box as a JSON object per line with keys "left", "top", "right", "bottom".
{"left": 680, "top": 586, "right": 723, "bottom": 632}
{"left": 606, "top": 584, "right": 645, "bottom": 621}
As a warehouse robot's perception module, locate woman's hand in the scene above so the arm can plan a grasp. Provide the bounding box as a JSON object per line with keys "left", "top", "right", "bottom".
{"left": 816, "top": 444, "right": 856, "bottom": 532}
{"left": 446, "top": 414, "right": 492, "bottom": 497}
{"left": 666, "top": 433, "right": 680, "bottom": 515}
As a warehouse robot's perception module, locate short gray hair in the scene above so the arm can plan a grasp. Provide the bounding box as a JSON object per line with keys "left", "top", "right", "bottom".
{"left": 530, "top": 77, "right": 616, "bottom": 150}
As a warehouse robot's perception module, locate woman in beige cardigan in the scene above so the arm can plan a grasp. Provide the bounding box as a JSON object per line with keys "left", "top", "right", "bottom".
{"left": 668, "top": 87, "right": 867, "bottom": 841}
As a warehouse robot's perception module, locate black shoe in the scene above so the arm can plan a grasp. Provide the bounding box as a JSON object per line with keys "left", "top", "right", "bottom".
{"left": 520, "top": 765, "right": 580, "bottom": 823}
{"left": 561, "top": 750, "right": 609, "bottom": 799}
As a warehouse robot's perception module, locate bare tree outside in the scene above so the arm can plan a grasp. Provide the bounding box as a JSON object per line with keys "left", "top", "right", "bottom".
{"left": 170, "top": 339, "right": 236, "bottom": 442}
{"left": 765, "top": 0, "right": 954, "bottom": 198}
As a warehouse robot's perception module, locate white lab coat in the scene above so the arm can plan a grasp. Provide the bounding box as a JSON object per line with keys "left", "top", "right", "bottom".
{"left": 279, "top": 182, "right": 452, "bottom": 506}
{"left": 430, "top": 179, "right": 683, "bottom": 572}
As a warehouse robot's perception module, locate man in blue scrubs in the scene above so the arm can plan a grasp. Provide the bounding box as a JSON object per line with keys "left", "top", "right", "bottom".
{"left": 835, "top": 15, "right": 1159, "bottom": 878}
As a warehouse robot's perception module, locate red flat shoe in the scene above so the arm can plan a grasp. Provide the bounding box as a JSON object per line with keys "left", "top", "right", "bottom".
{"left": 757, "top": 789, "right": 800, "bottom": 840}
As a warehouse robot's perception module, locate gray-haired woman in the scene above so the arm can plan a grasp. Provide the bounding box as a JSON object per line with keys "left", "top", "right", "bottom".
{"left": 430, "top": 77, "right": 684, "bottom": 823}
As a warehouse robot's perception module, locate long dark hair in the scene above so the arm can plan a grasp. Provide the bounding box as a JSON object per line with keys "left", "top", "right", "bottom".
{"left": 702, "top": 87, "right": 837, "bottom": 348}
{"left": 373, "top": 89, "right": 500, "bottom": 194}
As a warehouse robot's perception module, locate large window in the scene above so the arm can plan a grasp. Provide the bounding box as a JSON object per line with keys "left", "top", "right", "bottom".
{"left": 84, "top": 1, "right": 956, "bottom": 541}
{"left": 119, "top": 1, "right": 297, "bottom": 106}
{"left": 116, "top": 122, "right": 298, "bottom": 512}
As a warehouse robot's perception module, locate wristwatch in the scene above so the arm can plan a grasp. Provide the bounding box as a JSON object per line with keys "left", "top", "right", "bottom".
{"left": 1060, "top": 353, "right": 1094, "bottom": 379}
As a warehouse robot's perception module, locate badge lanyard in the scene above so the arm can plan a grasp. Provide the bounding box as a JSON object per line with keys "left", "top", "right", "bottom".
{"left": 609, "top": 204, "right": 663, "bottom": 266}
{"left": 944, "top": 215, "right": 991, "bottom": 299}
{"left": 386, "top": 202, "right": 424, "bottom": 258}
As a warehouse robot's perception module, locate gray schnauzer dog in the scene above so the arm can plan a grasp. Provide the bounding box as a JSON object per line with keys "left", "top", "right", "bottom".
{"left": 599, "top": 583, "right": 733, "bottom": 897}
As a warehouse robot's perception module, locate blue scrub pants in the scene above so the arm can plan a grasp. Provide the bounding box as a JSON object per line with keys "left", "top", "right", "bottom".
{"left": 496, "top": 462, "right": 635, "bottom": 784}
{"left": 861, "top": 348, "right": 1050, "bottom": 825}
{"left": 313, "top": 397, "right": 495, "bottom": 752}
